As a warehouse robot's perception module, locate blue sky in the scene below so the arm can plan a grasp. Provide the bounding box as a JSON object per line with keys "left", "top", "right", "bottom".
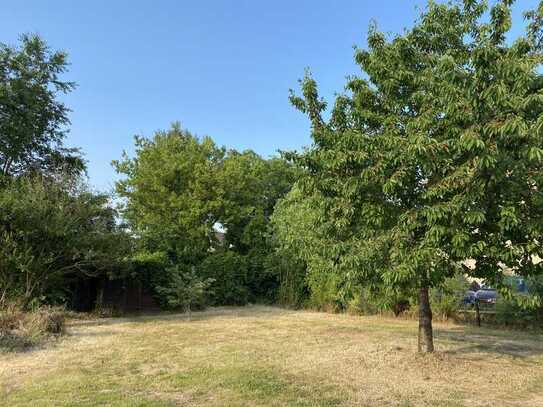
{"left": 2, "top": 1, "right": 538, "bottom": 190}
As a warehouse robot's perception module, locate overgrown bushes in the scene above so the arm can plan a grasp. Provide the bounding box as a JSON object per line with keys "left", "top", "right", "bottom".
{"left": 113, "top": 125, "right": 298, "bottom": 312}
{"left": 0, "top": 175, "right": 130, "bottom": 309}
{"left": 199, "top": 252, "right": 250, "bottom": 305}
{"left": 155, "top": 266, "right": 214, "bottom": 317}
{"left": 0, "top": 303, "right": 66, "bottom": 351}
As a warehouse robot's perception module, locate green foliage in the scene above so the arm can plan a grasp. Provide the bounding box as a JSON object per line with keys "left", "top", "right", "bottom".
{"left": 265, "top": 249, "right": 308, "bottom": 308}
{"left": 155, "top": 266, "right": 214, "bottom": 315}
{"left": 113, "top": 123, "right": 223, "bottom": 264}
{"left": 129, "top": 251, "right": 169, "bottom": 303}
{"left": 217, "top": 151, "right": 297, "bottom": 254}
{"left": 0, "top": 34, "right": 128, "bottom": 311}
{"left": 430, "top": 275, "right": 469, "bottom": 320}
{"left": 0, "top": 175, "right": 130, "bottom": 308}
{"left": 115, "top": 123, "right": 297, "bottom": 307}
{"left": 348, "top": 287, "right": 396, "bottom": 316}
{"left": 0, "top": 34, "right": 84, "bottom": 179}
{"left": 285, "top": 1, "right": 543, "bottom": 343}
{"left": 492, "top": 275, "right": 543, "bottom": 327}
{"left": 494, "top": 294, "right": 543, "bottom": 328}
{"left": 199, "top": 251, "right": 250, "bottom": 305}
{"left": 270, "top": 184, "right": 331, "bottom": 308}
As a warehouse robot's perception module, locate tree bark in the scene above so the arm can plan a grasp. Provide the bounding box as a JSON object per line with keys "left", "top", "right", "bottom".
{"left": 418, "top": 286, "right": 434, "bottom": 353}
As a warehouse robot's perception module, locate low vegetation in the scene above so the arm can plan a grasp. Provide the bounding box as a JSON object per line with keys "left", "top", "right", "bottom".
{"left": 0, "top": 303, "right": 65, "bottom": 351}
{"left": 1, "top": 306, "right": 542, "bottom": 406}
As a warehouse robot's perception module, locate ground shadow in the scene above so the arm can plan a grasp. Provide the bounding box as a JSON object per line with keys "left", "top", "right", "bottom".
{"left": 68, "top": 306, "right": 543, "bottom": 360}
{"left": 435, "top": 326, "right": 543, "bottom": 359}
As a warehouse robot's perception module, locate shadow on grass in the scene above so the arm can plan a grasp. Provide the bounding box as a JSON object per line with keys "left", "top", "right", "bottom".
{"left": 0, "top": 332, "right": 62, "bottom": 353}
{"left": 435, "top": 326, "right": 543, "bottom": 359}
{"left": 69, "top": 305, "right": 543, "bottom": 360}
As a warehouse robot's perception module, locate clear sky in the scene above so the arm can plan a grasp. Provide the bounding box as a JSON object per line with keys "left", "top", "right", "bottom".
{"left": 2, "top": 1, "right": 539, "bottom": 190}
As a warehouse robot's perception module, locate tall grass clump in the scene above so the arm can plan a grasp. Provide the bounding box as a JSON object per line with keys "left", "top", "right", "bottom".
{"left": 0, "top": 302, "right": 66, "bottom": 351}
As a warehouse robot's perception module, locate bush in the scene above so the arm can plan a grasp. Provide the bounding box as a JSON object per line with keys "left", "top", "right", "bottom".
{"left": 0, "top": 303, "right": 65, "bottom": 351}
{"left": 33, "top": 306, "right": 66, "bottom": 334}
{"left": 347, "top": 286, "right": 413, "bottom": 316}
{"left": 199, "top": 252, "right": 250, "bottom": 305}
{"left": 245, "top": 249, "right": 280, "bottom": 303}
{"left": 0, "top": 302, "right": 24, "bottom": 333}
{"left": 266, "top": 250, "right": 308, "bottom": 308}
{"left": 430, "top": 274, "right": 469, "bottom": 320}
{"left": 347, "top": 288, "right": 380, "bottom": 315}
{"left": 0, "top": 176, "right": 130, "bottom": 309}
{"left": 494, "top": 294, "right": 542, "bottom": 328}
{"left": 305, "top": 272, "right": 344, "bottom": 312}
{"left": 156, "top": 266, "right": 214, "bottom": 317}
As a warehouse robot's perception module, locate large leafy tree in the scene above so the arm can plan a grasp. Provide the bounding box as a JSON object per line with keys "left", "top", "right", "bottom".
{"left": 0, "top": 34, "right": 84, "bottom": 179}
{"left": 215, "top": 152, "right": 297, "bottom": 301}
{"left": 217, "top": 151, "right": 297, "bottom": 253}
{"left": 114, "top": 124, "right": 297, "bottom": 304}
{"left": 289, "top": 0, "right": 543, "bottom": 352}
{"left": 0, "top": 175, "right": 130, "bottom": 307}
{"left": 114, "top": 123, "right": 224, "bottom": 264}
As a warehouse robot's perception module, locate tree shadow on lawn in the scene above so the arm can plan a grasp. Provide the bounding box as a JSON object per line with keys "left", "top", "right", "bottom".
{"left": 69, "top": 306, "right": 543, "bottom": 361}
{"left": 435, "top": 326, "right": 543, "bottom": 359}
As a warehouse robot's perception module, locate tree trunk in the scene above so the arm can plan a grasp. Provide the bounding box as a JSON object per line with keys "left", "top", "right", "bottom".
{"left": 418, "top": 286, "right": 434, "bottom": 353}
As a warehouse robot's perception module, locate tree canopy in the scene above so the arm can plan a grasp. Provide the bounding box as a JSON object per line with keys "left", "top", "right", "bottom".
{"left": 114, "top": 123, "right": 298, "bottom": 304}
{"left": 0, "top": 175, "right": 130, "bottom": 307}
{"left": 0, "top": 35, "right": 127, "bottom": 310}
{"left": 0, "top": 34, "right": 84, "bottom": 179}
{"left": 288, "top": 0, "right": 543, "bottom": 351}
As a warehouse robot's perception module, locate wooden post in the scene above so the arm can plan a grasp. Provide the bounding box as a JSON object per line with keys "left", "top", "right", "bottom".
{"left": 96, "top": 279, "right": 104, "bottom": 312}
{"left": 138, "top": 281, "right": 142, "bottom": 311}
{"left": 475, "top": 299, "right": 481, "bottom": 327}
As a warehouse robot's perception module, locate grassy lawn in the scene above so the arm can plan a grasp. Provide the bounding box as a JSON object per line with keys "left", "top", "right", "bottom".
{"left": 1, "top": 306, "right": 542, "bottom": 406}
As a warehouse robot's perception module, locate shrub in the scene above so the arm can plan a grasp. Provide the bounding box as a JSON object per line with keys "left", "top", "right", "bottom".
{"left": 305, "top": 272, "right": 344, "bottom": 312}
{"left": 494, "top": 294, "right": 542, "bottom": 328}
{"left": 347, "top": 288, "right": 379, "bottom": 315}
{"left": 0, "top": 176, "right": 130, "bottom": 309}
{"left": 266, "top": 250, "right": 308, "bottom": 308}
{"left": 199, "top": 252, "right": 250, "bottom": 305}
{"left": 33, "top": 306, "right": 66, "bottom": 334}
{"left": 0, "top": 302, "right": 24, "bottom": 333}
{"left": 430, "top": 274, "right": 469, "bottom": 320}
{"left": 0, "top": 303, "right": 65, "bottom": 351}
{"left": 156, "top": 266, "right": 214, "bottom": 317}
{"left": 245, "top": 249, "right": 280, "bottom": 304}
{"left": 347, "top": 286, "right": 413, "bottom": 316}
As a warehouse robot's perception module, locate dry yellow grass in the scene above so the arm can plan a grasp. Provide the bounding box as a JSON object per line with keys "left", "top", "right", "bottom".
{"left": 1, "top": 305, "right": 542, "bottom": 406}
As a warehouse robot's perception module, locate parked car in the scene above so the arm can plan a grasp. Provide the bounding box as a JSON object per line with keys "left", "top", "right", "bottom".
{"left": 475, "top": 288, "right": 497, "bottom": 304}
{"left": 462, "top": 290, "right": 476, "bottom": 306}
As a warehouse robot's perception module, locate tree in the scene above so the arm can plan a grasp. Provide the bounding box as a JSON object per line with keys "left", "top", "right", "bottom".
{"left": 216, "top": 151, "right": 295, "bottom": 254}
{"left": 114, "top": 124, "right": 297, "bottom": 305}
{"left": 213, "top": 151, "right": 298, "bottom": 302}
{"left": 0, "top": 174, "right": 130, "bottom": 308}
{"left": 156, "top": 266, "right": 214, "bottom": 319}
{"left": 0, "top": 34, "right": 84, "bottom": 179}
{"left": 113, "top": 123, "right": 224, "bottom": 265}
{"left": 289, "top": 0, "right": 543, "bottom": 352}
{"left": 270, "top": 183, "right": 335, "bottom": 309}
